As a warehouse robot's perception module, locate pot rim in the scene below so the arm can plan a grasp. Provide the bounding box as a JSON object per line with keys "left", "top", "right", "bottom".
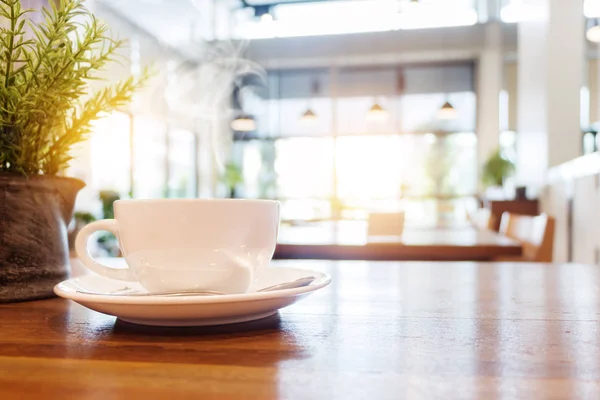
{"left": 0, "top": 172, "right": 86, "bottom": 189}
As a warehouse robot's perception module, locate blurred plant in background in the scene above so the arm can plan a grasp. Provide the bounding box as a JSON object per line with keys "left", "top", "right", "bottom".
{"left": 68, "top": 211, "right": 96, "bottom": 252}
{"left": 96, "top": 190, "right": 120, "bottom": 256}
{"left": 221, "top": 163, "right": 243, "bottom": 198}
{"left": 482, "top": 148, "right": 515, "bottom": 188}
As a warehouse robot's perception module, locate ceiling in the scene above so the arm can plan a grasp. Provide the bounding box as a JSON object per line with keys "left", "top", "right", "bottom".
{"left": 95, "top": 0, "right": 521, "bottom": 65}
{"left": 95, "top": 0, "right": 338, "bottom": 56}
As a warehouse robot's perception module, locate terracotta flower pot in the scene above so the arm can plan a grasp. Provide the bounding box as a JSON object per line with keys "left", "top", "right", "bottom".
{"left": 0, "top": 174, "right": 85, "bottom": 303}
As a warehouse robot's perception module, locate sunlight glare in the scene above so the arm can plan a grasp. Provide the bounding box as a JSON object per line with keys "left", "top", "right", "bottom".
{"left": 585, "top": 0, "right": 600, "bottom": 18}
{"left": 234, "top": 0, "right": 479, "bottom": 39}
{"left": 90, "top": 112, "right": 131, "bottom": 193}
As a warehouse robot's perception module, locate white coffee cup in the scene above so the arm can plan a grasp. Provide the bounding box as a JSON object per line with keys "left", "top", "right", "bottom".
{"left": 75, "top": 199, "right": 280, "bottom": 293}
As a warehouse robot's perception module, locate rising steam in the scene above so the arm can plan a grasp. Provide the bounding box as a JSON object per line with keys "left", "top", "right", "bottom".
{"left": 158, "top": 39, "right": 266, "bottom": 172}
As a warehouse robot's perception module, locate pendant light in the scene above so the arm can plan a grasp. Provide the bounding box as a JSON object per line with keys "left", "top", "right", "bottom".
{"left": 300, "top": 80, "right": 320, "bottom": 125}
{"left": 438, "top": 97, "right": 457, "bottom": 120}
{"left": 230, "top": 87, "right": 256, "bottom": 132}
{"left": 300, "top": 108, "right": 318, "bottom": 124}
{"left": 367, "top": 99, "right": 389, "bottom": 122}
{"left": 587, "top": 18, "right": 600, "bottom": 43}
{"left": 254, "top": 5, "right": 273, "bottom": 23}
{"left": 230, "top": 114, "right": 256, "bottom": 132}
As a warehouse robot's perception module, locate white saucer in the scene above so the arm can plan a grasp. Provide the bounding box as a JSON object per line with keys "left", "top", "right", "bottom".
{"left": 55, "top": 262, "right": 330, "bottom": 327}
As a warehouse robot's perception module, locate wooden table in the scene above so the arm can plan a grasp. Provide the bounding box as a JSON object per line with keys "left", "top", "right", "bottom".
{"left": 2, "top": 260, "right": 599, "bottom": 399}
{"left": 276, "top": 221, "right": 522, "bottom": 261}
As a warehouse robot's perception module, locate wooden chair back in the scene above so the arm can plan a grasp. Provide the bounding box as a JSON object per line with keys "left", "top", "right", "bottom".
{"left": 498, "top": 212, "right": 555, "bottom": 262}
{"left": 468, "top": 208, "right": 495, "bottom": 231}
{"left": 367, "top": 212, "right": 405, "bottom": 236}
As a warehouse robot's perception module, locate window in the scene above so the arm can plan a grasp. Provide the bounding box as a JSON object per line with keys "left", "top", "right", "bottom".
{"left": 275, "top": 137, "right": 335, "bottom": 198}
{"left": 231, "top": 63, "right": 478, "bottom": 226}
{"left": 89, "top": 112, "right": 131, "bottom": 194}
{"left": 132, "top": 117, "right": 167, "bottom": 199}
{"left": 337, "top": 97, "right": 399, "bottom": 135}
{"left": 336, "top": 136, "right": 403, "bottom": 199}
{"left": 276, "top": 138, "right": 334, "bottom": 220}
{"left": 86, "top": 113, "right": 200, "bottom": 202}
{"left": 400, "top": 92, "right": 476, "bottom": 132}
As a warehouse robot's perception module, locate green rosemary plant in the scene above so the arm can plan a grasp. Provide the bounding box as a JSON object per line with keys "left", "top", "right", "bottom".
{"left": 0, "top": 0, "right": 149, "bottom": 176}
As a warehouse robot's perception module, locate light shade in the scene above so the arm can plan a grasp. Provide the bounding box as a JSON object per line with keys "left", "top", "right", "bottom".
{"left": 588, "top": 19, "right": 600, "bottom": 43}
{"left": 260, "top": 13, "right": 273, "bottom": 23}
{"left": 367, "top": 102, "right": 389, "bottom": 122}
{"left": 255, "top": 5, "right": 273, "bottom": 23}
{"left": 300, "top": 108, "right": 318, "bottom": 124}
{"left": 438, "top": 101, "right": 457, "bottom": 120}
{"left": 230, "top": 115, "right": 256, "bottom": 132}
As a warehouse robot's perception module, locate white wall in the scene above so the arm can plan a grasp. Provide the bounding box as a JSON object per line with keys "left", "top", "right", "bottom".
{"left": 516, "top": 0, "right": 584, "bottom": 192}
{"left": 516, "top": 14, "right": 549, "bottom": 189}
{"left": 546, "top": 0, "right": 584, "bottom": 168}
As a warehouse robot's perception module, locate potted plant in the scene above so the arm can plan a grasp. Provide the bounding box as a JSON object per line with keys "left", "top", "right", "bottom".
{"left": 0, "top": 0, "right": 148, "bottom": 302}
{"left": 481, "top": 149, "right": 515, "bottom": 199}
{"left": 221, "top": 163, "right": 243, "bottom": 198}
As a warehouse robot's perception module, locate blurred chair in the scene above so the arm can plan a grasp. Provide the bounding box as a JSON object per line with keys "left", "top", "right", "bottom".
{"left": 367, "top": 212, "right": 405, "bottom": 236}
{"left": 496, "top": 212, "right": 555, "bottom": 262}
{"left": 498, "top": 211, "right": 532, "bottom": 238}
{"left": 468, "top": 208, "right": 495, "bottom": 231}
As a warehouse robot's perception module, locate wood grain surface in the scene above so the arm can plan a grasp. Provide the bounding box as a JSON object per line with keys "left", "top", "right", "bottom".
{"left": 2, "top": 260, "right": 600, "bottom": 399}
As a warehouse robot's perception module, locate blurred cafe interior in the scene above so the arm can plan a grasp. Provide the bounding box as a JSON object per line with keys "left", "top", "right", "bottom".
{"left": 70, "top": 0, "right": 600, "bottom": 265}
{"left": 6, "top": 1, "right": 600, "bottom": 396}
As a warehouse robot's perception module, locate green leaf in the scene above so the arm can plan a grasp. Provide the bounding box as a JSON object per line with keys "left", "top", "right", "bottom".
{"left": 0, "top": 0, "right": 152, "bottom": 176}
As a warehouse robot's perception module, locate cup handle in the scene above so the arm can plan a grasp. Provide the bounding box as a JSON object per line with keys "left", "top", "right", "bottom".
{"left": 75, "top": 219, "right": 137, "bottom": 281}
